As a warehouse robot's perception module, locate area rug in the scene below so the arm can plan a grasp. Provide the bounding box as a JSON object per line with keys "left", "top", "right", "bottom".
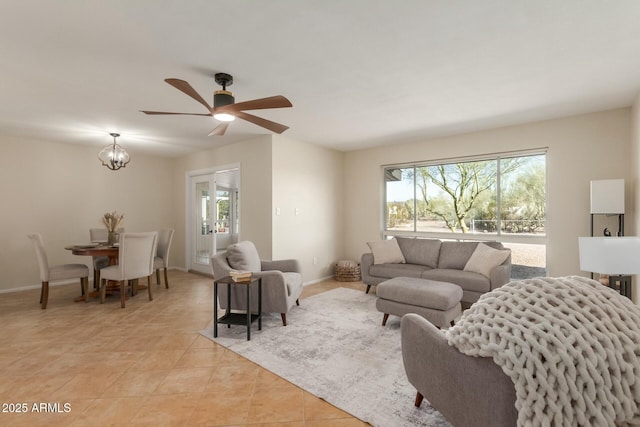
{"left": 199, "top": 287, "right": 451, "bottom": 427}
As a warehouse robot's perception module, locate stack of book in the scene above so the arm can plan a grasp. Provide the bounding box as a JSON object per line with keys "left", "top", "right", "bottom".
{"left": 229, "top": 270, "right": 252, "bottom": 282}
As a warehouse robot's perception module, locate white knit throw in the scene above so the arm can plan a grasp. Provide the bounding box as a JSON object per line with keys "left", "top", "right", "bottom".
{"left": 447, "top": 276, "right": 640, "bottom": 427}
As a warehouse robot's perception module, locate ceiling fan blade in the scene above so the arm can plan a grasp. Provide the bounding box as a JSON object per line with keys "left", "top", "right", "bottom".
{"left": 165, "top": 78, "right": 212, "bottom": 112}
{"left": 235, "top": 111, "right": 289, "bottom": 134}
{"left": 140, "top": 110, "right": 212, "bottom": 116}
{"left": 208, "top": 122, "right": 230, "bottom": 136}
{"left": 219, "top": 95, "right": 292, "bottom": 113}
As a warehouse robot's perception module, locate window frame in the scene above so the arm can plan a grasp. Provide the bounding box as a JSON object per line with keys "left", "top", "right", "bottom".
{"left": 381, "top": 148, "right": 548, "bottom": 245}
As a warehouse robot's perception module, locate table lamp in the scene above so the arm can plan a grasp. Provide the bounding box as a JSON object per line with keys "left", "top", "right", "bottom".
{"left": 578, "top": 236, "right": 640, "bottom": 299}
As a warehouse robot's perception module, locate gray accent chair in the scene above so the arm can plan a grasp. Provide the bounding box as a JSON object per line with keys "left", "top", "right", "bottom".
{"left": 211, "top": 241, "right": 303, "bottom": 326}
{"left": 401, "top": 313, "right": 517, "bottom": 427}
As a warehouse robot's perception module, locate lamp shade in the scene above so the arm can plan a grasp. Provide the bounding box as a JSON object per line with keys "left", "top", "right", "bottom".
{"left": 590, "top": 179, "right": 624, "bottom": 214}
{"left": 578, "top": 236, "right": 640, "bottom": 275}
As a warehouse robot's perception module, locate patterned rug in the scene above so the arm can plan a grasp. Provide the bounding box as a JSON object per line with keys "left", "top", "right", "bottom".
{"left": 200, "top": 287, "right": 450, "bottom": 427}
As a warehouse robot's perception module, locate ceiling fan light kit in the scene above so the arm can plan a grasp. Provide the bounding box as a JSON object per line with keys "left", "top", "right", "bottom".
{"left": 141, "top": 71, "right": 292, "bottom": 136}
{"left": 98, "top": 133, "right": 130, "bottom": 171}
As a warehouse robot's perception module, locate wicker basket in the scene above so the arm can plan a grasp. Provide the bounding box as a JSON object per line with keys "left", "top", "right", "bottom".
{"left": 334, "top": 260, "right": 361, "bottom": 282}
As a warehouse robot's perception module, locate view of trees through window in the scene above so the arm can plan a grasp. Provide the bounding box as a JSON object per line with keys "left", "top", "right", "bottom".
{"left": 384, "top": 152, "right": 546, "bottom": 278}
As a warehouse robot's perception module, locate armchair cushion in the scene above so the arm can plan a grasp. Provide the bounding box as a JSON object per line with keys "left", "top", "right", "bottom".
{"left": 227, "top": 241, "right": 261, "bottom": 272}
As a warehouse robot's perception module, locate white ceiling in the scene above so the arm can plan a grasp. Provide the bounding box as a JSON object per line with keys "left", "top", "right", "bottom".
{"left": 2, "top": 0, "right": 640, "bottom": 157}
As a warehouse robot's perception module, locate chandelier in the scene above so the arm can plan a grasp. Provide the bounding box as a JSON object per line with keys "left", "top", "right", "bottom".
{"left": 98, "top": 133, "right": 130, "bottom": 171}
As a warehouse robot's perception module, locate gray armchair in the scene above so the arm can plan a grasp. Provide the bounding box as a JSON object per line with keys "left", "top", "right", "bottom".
{"left": 401, "top": 313, "right": 517, "bottom": 427}
{"left": 211, "top": 241, "right": 303, "bottom": 326}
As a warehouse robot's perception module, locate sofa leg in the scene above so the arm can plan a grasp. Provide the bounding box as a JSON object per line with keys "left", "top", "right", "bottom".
{"left": 415, "top": 391, "right": 424, "bottom": 408}
{"left": 382, "top": 313, "right": 389, "bottom": 326}
{"left": 296, "top": 299, "right": 299, "bottom": 306}
{"left": 366, "top": 284, "right": 371, "bottom": 294}
{"left": 281, "top": 313, "right": 287, "bottom": 326}
{"left": 451, "top": 320, "right": 455, "bottom": 327}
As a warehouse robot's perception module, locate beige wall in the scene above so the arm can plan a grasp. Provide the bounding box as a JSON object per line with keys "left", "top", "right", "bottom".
{"left": 1, "top": 137, "right": 175, "bottom": 292}
{"left": 272, "top": 135, "right": 344, "bottom": 281}
{"left": 172, "top": 136, "right": 273, "bottom": 268}
{"left": 343, "top": 108, "right": 632, "bottom": 278}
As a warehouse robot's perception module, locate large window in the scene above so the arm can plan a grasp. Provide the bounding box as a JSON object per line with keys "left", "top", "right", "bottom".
{"left": 384, "top": 151, "right": 546, "bottom": 278}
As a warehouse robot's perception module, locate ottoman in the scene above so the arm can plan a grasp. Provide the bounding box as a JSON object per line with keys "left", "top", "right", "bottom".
{"left": 376, "top": 277, "right": 463, "bottom": 329}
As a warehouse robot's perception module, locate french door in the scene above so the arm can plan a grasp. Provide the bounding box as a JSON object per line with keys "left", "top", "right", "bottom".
{"left": 187, "top": 165, "right": 240, "bottom": 275}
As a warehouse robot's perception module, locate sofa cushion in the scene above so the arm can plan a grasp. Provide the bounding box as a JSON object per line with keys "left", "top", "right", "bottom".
{"left": 421, "top": 269, "right": 491, "bottom": 294}
{"left": 438, "top": 241, "right": 482, "bottom": 269}
{"left": 464, "top": 243, "right": 511, "bottom": 278}
{"left": 226, "top": 240, "right": 261, "bottom": 272}
{"left": 367, "top": 238, "right": 406, "bottom": 264}
{"left": 396, "top": 237, "right": 441, "bottom": 268}
{"left": 370, "top": 263, "right": 429, "bottom": 279}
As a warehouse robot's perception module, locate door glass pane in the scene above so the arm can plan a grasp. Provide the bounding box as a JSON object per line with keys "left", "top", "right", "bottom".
{"left": 195, "top": 181, "right": 211, "bottom": 265}
{"left": 216, "top": 189, "right": 230, "bottom": 234}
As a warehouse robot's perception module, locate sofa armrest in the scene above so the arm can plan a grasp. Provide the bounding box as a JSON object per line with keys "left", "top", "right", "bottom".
{"left": 489, "top": 255, "right": 512, "bottom": 290}
{"left": 261, "top": 259, "right": 301, "bottom": 273}
{"left": 401, "top": 314, "right": 517, "bottom": 427}
{"left": 360, "top": 253, "right": 375, "bottom": 284}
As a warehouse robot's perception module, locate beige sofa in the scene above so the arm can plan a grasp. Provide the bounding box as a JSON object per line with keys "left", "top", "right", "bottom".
{"left": 361, "top": 237, "right": 511, "bottom": 304}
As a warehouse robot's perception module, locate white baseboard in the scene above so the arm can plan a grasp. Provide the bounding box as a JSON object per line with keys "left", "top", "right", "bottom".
{"left": 303, "top": 275, "right": 335, "bottom": 286}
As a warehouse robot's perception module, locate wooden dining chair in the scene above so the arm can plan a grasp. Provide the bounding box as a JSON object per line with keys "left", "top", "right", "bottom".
{"left": 154, "top": 228, "right": 174, "bottom": 289}
{"left": 28, "top": 233, "right": 90, "bottom": 309}
{"left": 99, "top": 232, "right": 158, "bottom": 308}
{"left": 89, "top": 227, "right": 124, "bottom": 289}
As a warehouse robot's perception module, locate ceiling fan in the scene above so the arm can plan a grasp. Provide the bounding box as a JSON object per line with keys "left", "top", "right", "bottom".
{"left": 141, "top": 73, "right": 292, "bottom": 136}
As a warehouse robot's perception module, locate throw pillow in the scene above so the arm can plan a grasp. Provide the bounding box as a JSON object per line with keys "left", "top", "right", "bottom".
{"left": 227, "top": 241, "right": 262, "bottom": 272}
{"left": 463, "top": 243, "right": 510, "bottom": 278}
{"left": 367, "top": 238, "right": 406, "bottom": 264}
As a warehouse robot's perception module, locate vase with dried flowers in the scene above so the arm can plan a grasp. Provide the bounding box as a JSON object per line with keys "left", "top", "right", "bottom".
{"left": 103, "top": 211, "right": 124, "bottom": 246}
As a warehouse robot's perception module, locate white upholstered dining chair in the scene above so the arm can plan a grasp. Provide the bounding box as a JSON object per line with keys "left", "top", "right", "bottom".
{"left": 99, "top": 232, "right": 158, "bottom": 308}
{"left": 28, "top": 233, "right": 90, "bottom": 309}
{"left": 153, "top": 228, "right": 174, "bottom": 289}
{"left": 89, "top": 227, "right": 124, "bottom": 289}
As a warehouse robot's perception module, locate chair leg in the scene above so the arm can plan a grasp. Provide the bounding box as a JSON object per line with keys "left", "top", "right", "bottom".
{"left": 147, "top": 275, "right": 153, "bottom": 301}
{"left": 120, "top": 280, "right": 126, "bottom": 308}
{"left": 79, "top": 280, "right": 85, "bottom": 296}
{"left": 100, "top": 279, "right": 107, "bottom": 303}
{"left": 156, "top": 269, "right": 161, "bottom": 285}
{"left": 40, "top": 281, "right": 49, "bottom": 309}
{"left": 82, "top": 277, "right": 89, "bottom": 303}
{"left": 163, "top": 267, "right": 169, "bottom": 289}
{"left": 382, "top": 313, "right": 389, "bottom": 326}
{"left": 366, "top": 284, "right": 371, "bottom": 294}
{"left": 296, "top": 299, "right": 299, "bottom": 306}
{"left": 415, "top": 391, "right": 424, "bottom": 407}
{"left": 280, "top": 313, "right": 287, "bottom": 326}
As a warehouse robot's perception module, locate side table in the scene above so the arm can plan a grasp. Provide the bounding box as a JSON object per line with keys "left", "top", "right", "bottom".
{"left": 213, "top": 275, "right": 262, "bottom": 341}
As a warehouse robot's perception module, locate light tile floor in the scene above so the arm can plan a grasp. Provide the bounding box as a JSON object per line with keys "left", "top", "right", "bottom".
{"left": 0, "top": 271, "right": 370, "bottom": 426}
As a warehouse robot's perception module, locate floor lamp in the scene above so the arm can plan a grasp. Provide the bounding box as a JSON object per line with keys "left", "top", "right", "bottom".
{"left": 578, "top": 236, "right": 640, "bottom": 299}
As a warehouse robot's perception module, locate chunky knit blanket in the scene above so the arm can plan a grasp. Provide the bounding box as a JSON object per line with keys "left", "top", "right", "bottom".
{"left": 447, "top": 276, "right": 640, "bottom": 427}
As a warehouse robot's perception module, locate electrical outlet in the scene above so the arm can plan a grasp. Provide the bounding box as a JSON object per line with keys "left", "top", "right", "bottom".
{"left": 313, "top": 257, "right": 317, "bottom": 265}
{"left": 295, "top": 208, "right": 300, "bottom": 216}
{"left": 276, "top": 207, "right": 281, "bottom": 216}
